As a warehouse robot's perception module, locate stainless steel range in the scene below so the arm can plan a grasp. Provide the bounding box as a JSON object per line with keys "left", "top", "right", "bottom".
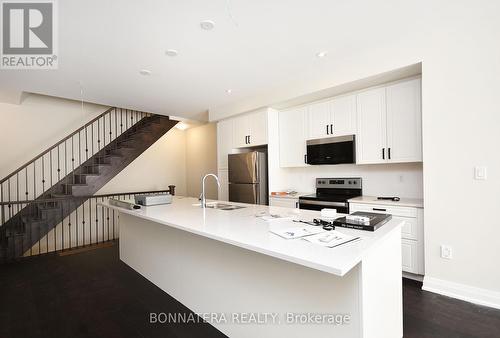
{"left": 298, "top": 178, "right": 362, "bottom": 214}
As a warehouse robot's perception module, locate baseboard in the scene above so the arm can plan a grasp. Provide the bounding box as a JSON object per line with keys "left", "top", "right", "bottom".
{"left": 423, "top": 276, "right": 500, "bottom": 310}
{"left": 403, "top": 272, "right": 423, "bottom": 282}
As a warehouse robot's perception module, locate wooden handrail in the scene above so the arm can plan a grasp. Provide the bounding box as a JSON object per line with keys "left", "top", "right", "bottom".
{"left": 0, "top": 107, "right": 115, "bottom": 185}
{"left": 0, "top": 189, "right": 173, "bottom": 206}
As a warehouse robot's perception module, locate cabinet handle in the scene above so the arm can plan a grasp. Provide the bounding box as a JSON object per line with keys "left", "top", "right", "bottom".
{"left": 245, "top": 136, "right": 247, "bottom": 144}
{"left": 330, "top": 124, "right": 333, "bottom": 135}
{"left": 382, "top": 148, "right": 385, "bottom": 160}
{"left": 388, "top": 147, "right": 391, "bottom": 160}
{"left": 326, "top": 125, "right": 329, "bottom": 135}
{"left": 373, "top": 208, "right": 387, "bottom": 212}
{"left": 248, "top": 135, "right": 251, "bottom": 144}
{"left": 304, "top": 154, "right": 307, "bottom": 164}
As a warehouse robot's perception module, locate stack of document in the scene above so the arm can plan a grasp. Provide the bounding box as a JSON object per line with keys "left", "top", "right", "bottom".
{"left": 270, "top": 226, "right": 324, "bottom": 239}
{"left": 304, "top": 231, "right": 361, "bottom": 248}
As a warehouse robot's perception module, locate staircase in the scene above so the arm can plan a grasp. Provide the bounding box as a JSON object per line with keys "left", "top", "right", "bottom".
{"left": 0, "top": 108, "right": 177, "bottom": 260}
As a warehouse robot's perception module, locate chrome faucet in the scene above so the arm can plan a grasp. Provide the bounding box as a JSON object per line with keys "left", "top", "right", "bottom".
{"left": 200, "top": 174, "right": 221, "bottom": 208}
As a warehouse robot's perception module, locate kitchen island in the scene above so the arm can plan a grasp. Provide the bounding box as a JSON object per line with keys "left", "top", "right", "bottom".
{"left": 100, "top": 196, "right": 403, "bottom": 338}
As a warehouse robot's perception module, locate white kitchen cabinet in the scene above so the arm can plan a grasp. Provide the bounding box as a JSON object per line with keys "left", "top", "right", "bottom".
{"left": 233, "top": 114, "right": 252, "bottom": 148}
{"left": 349, "top": 202, "right": 424, "bottom": 275}
{"left": 356, "top": 87, "right": 387, "bottom": 164}
{"left": 249, "top": 108, "right": 268, "bottom": 146}
{"left": 217, "top": 169, "right": 229, "bottom": 201}
{"left": 401, "top": 239, "right": 419, "bottom": 274}
{"left": 331, "top": 94, "right": 357, "bottom": 136}
{"left": 232, "top": 109, "right": 268, "bottom": 148}
{"left": 306, "top": 100, "right": 331, "bottom": 139}
{"left": 269, "top": 197, "right": 299, "bottom": 208}
{"left": 217, "top": 119, "right": 234, "bottom": 170}
{"left": 386, "top": 78, "right": 422, "bottom": 163}
{"left": 356, "top": 78, "right": 422, "bottom": 164}
{"left": 279, "top": 107, "right": 308, "bottom": 167}
{"left": 306, "top": 95, "right": 357, "bottom": 140}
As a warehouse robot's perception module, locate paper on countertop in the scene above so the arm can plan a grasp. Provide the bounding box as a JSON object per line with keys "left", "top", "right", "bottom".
{"left": 255, "top": 212, "right": 295, "bottom": 222}
{"left": 303, "top": 231, "right": 361, "bottom": 248}
{"left": 270, "top": 226, "right": 325, "bottom": 239}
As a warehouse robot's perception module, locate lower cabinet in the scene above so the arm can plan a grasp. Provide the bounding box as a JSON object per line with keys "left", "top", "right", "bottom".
{"left": 269, "top": 197, "right": 299, "bottom": 208}
{"left": 401, "top": 239, "right": 420, "bottom": 274}
{"left": 217, "top": 169, "right": 229, "bottom": 201}
{"left": 349, "top": 202, "right": 424, "bottom": 275}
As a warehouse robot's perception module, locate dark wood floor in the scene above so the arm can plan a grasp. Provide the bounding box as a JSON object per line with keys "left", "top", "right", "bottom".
{"left": 1, "top": 244, "right": 499, "bottom": 338}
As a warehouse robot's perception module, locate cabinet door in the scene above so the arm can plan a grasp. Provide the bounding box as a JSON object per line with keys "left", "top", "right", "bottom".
{"left": 386, "top": 78, "right": 422, "bottom": 163}
{"left": 306, "top": 100, "right": 332, "bottom": 139}
{"left": 249, "top": 109, "right": 268, "bottom": 146}
{"left": 332, "top": 94, "right": 357, "bottom": 136}
{"left": 279, "top": 107, "right": 308, "bottom": 167}
{"left": 217, "top": 169, "right": 229, "bottom": 201}
{"left": 401, "top": 239, "right": 419, "bottom": 274}
{"left": 217, "top": 119, "right": 233, "bottom": 169}
{"left": 356, "top": 87, "right": 387, "bottom": 164}
{"left": 232, "top": 114, "right": 251, "bottom": 148}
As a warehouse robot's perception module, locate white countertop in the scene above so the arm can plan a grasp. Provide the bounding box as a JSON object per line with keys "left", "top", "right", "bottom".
{"left": 100, "top": 196, "right": 402, "bottom": 276}
{"left": 348, "top": 196, "right": 423, "bottom": 208}
{"left": 269, "top": 192, "right": 311, "bottom": 199}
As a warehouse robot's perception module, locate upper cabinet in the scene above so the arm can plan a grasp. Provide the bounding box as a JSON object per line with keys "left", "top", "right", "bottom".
{"left": 279, "top": 107, "right": 308, "bottom": 167}
{"left": 331, "top": 95, "right": 357, "bottom": 136}
{"left": 217, "top": 119, "right": 233, "bottom": 169}
{"left": 386, "top": 78, "right": 422, "bottom": 163}
{"left": 306, "top": 94, "right": 357, "bottom": 140}
{"left": 356, "top": 87, "right": 388, "bottom": 164}
{"left": 232, "top": 108, "right": 268, "bottom": 148}
{"left": 306, "top": 100, "right": 332, "bottom": 139}
{"left": 356, "top": 78, "right": 422, "bottom": 164}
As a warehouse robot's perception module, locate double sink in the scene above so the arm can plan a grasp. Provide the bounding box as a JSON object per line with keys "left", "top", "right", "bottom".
{"left": 195, "top": 202, "right": 246, "bottom": 211}
{"left": 205, "top": 203, "right": 246, "bottom": 210}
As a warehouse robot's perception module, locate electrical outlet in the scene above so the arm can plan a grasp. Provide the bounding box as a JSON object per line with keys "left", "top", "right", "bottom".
{"left": 474, "top": 166, "right": 487, "bottom": 180}
{"left": 440, "top": 245, "right": 453, "bottom": 259}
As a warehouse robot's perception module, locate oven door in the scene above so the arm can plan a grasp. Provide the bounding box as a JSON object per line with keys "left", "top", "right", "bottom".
{"left": 298, "top": 199, "right": 349, "bottom": 214}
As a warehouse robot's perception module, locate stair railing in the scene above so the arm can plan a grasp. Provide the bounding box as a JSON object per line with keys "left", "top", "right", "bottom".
{"left": 0, "top": 189, "right": 174, "bottom": 261}
{"left": 0, "top": 108, "right": 152, "bottom": 224}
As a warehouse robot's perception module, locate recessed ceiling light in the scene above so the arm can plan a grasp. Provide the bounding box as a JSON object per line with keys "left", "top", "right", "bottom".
{"left": 226, "top": 89, "right": 232, "bottom": 94}
{"left": 200, "top": 20, "right": 215, "bottom": 30}
{"left": 165, "top": 49, "right": 178, "bottom": 57}
{"left": 175, "top": 122, "right": 189, "bottom": 130}
{"left": 139, "top": 69, "right": 152, "bottom": 76}
{"left": 316, "top": 51, "right": 328, "bottom": 58}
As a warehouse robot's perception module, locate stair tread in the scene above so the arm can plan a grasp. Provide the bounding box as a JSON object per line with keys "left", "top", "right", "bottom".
{"left": 51, "top": 193, "right": 73, "bottom": 198}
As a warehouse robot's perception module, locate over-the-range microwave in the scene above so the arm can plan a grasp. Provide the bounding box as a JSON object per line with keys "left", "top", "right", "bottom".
{"left": 306, "top": 135, "right": 355, "bottom": 165}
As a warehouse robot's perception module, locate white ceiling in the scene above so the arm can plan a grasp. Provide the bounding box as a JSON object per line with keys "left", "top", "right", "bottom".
{"left": 0, "top": 0, "right": 425, "bottom": 120}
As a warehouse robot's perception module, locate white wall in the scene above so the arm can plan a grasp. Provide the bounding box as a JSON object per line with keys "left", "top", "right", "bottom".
{"left": 185, "top": 123, "right": 218, "bottom": 199}
{"left": 212, "top": 2, "right": 500, "bottom": 305}
{"left": 97, "top": 128, "right": 187, "bottom": 196}
{"left": 0, "top": 94, "right": 108, "bottom": 178}
{"left": 270, "top": 164, "right": 423, "bottom": 198}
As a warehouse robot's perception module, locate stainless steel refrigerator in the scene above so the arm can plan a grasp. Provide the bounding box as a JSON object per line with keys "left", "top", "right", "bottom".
{"left": 228, "top": 152, "right": 268, "bottom": 205}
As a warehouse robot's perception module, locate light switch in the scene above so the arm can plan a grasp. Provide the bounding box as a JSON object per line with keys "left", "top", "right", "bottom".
{"left": 474, "top": 166, "right": 487, "bottom": 180}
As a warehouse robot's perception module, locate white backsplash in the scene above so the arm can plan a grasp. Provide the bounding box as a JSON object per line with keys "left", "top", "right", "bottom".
{"left": 269, "top": 162, "right": 423, "bottom": 199}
